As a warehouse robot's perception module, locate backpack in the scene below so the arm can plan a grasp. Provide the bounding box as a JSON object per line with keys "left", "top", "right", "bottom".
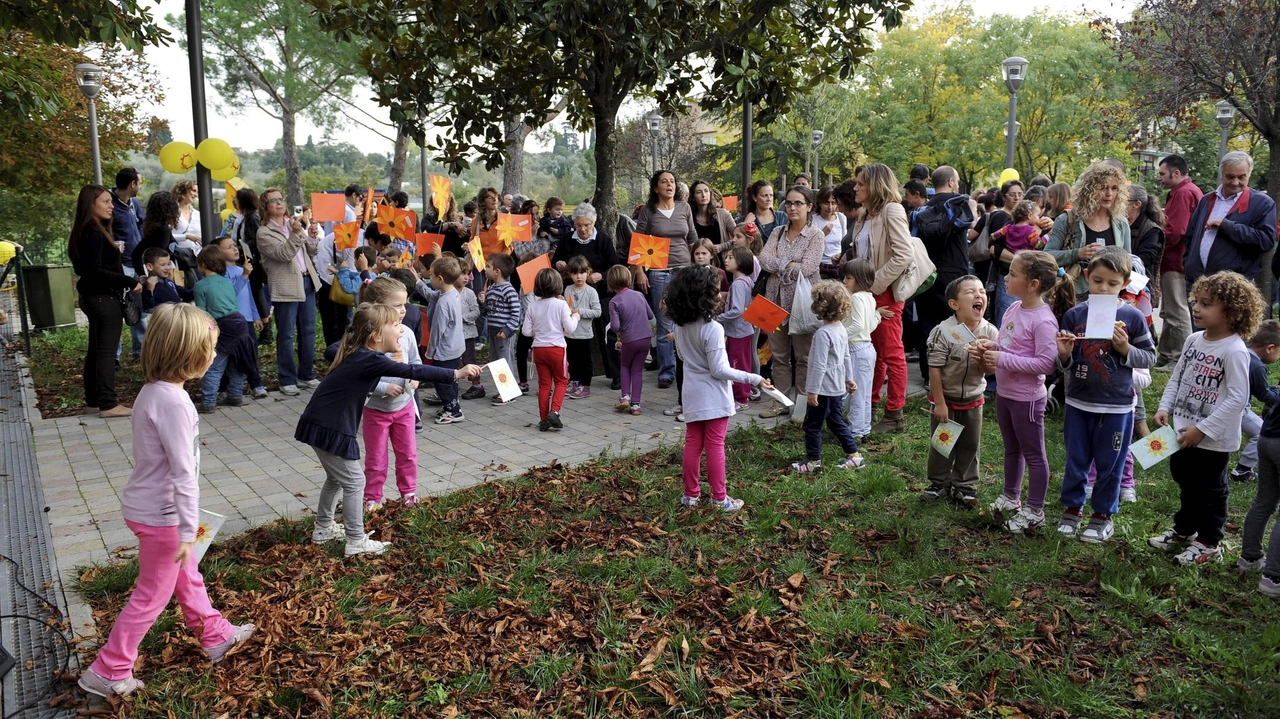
{"left": 913, "top": 194, "right": 975, "bottom": 246}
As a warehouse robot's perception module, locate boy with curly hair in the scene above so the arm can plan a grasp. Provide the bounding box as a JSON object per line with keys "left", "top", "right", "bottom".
{"left": 792, "top": 280, "right": 863, "bottom": 474}
{"left": 1151, "top": 271, "right": 1264, "bottom": 566}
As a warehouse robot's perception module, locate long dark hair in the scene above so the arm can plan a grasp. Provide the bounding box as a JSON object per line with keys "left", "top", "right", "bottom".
{"left": 68, "top": 184, "right": 112, "bottom": 260}
{"left": 748, "top": 179, "right": 774, "bottom": 214}
{"left": 690, "top": 179, "right": 714, "bottom": 221}
{"left": 645, "top": 170, "right": 677, "bottom": 211}
{"left": 142, "top": 190, "right": 180, "bottom": 237}
{"left": 235, "top": 187, "right": 258, "bottom": 216}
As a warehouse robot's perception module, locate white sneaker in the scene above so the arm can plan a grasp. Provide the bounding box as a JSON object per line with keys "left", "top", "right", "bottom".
{"left": 252, "top": 387, "right": 269, "bottom": 399}
{"left": 78, "top": 668, "right": 144, "bottom": 698}
{"left": 1148, "top": 529, "right": 1196, "bottom": 552}
{"left": 1119, "top": 487, "right": 1138, "bottom": 503}
{"left": 663, "top": 404, "right": 683, "bottom": 416}
{"left": 279, "top": 384, "right": 301, "bottom": 396}
{"left": 364, "top": 500, "right": 382, "bottom": 513}
{"left": 734, "top": 402, "right": 750, "bottom": 412}
{"left": 1174, "top": 541, "right": 1223, "bottom": 566}
{"left": 1080, "top": 516, "right": 1114, "bottom": 544}
{"left": 989, "top": 494, "right": 1022, "bottom": 518}
{"left": 206, "top": 623, "right": 256, "bottom": 664}
{"left": 1237, "top": 555, "right": 1266, "bottom": 573}
{"left": 1005, "top": 507, "right": 1046, "bottom": 535}
{"left": 299, "top": 378, "right": 322, "bottom": 389}
{"left": 345, "top": 534, "right": 390, "bottom": 557}
{"left": 311, "top": 523, "right": 345, "bottom": 543}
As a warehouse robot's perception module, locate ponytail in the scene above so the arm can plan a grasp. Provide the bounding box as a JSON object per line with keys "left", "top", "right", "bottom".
{"left": 1047, "top": 267, "right": 1077, "bottom": 321}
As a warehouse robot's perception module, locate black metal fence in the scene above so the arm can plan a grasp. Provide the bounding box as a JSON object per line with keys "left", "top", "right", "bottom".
{"left": 0, "top": 249, "right": 33, "bottom": 356}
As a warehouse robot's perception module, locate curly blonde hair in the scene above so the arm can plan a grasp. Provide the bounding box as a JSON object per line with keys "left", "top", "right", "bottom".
{"left": 1070, "top": 162, "right": 1128, "bottom": 224}
{"left": 1190, "top": 271, "right": 1265, "bottom": 338}
{"left": 811, "top": 279, "right": 852, "bottom": 322}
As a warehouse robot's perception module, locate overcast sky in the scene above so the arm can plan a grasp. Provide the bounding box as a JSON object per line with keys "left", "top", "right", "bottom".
{"left": 140, "top": 0, "right": 1137, "bottom": 155}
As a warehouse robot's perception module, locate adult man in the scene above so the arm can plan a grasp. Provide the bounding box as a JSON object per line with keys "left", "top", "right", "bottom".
{"left": 1183, "top": 151, "right": 1276, "bottom": 293}
{"left": 343, "top": 183, "right": 362, "bottom": 223}
{"left": 911, "top": 166, "right": 976, "bottom": 381}
{"left": 909, "top": 163, "right": 934, "bottom": 196}
{"left": 501, "top": 193, "right": 514, "bottom": 213}
{"left": 1154, "top": 154, "right": 1202, "bottom": 370}
{"left": 110, "top": 168, "right": 145, "bottom": 359}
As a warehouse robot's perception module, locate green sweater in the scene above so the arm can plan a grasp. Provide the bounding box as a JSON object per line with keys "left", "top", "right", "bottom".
{"left": 194, "top": 273, "right": 240, "bottom": 320}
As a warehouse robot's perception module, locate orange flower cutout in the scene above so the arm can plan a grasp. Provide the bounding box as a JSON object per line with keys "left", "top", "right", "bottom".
{"left": 334, "top": 221, "right": 359, "bottom": 250}
{"left": 429, "top": 174, "right": 452, "bottom": 218}
{"left": 496, "top": 213, "right": 533, "bottom": 247}
{"left": 1144, "top": 437, "right": 1169, "bottom": 457}
{"left": 629, "top": 233, "right": 670, "bottom": 270}
{"left": 937, "top": 430, "right": 952, "bottom": 445}
{"left": 468, "top": 237, "right": 487, "bottom": 271}
{"left": 195, "top": 523, "right": 211, "bottom": 542}
{"left": 376, "top": 203, "right": 397, "bottom": 235}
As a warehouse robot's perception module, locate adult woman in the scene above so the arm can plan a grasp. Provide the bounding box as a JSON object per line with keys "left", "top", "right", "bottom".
{"left": 420, "top": 192, "right": 458, "bottom": 233}
{"left": 131, "top": 190, "right": 179, "bottom": 276}
{"left": 170, "top": 180, "right": 201, "bottom": 253}
{"left": 552, "top": 203, "right": 620, "bottom": 381}
{"left": 1045, "top": 162, "right": 1131, "bottom": 300}
{"left": 257, "top": 187, "right": 322, "bottom": 396}
{"left": 846, "top": 164, "right": 913, "bottom": 433}
{"left": 233, "top": 187, "right": 271, "bottom": 344}
{"left": 472, "top": 187, "right": 503, "bottom": 259}
{"left": 984, "top": 179, "right": 1026, "bottom": 324}
{"left": 690, "top": 180, "right": 735, "bottom": 247}
{"left": 813, "top": 185, "right": 848, "bottom": 278}
{"left": 68, "top": 185, "right": 141, "bottom": 418}
{"left": 740, "top": 180, "right": 787, "bottom": 239}
{"left": 832, "top": 178, "right": 863, "bottom": 263}
{"left": 757, "top": 185, "right": 825, "bottom": 419}
{"left": 1127, "top": 185, "right": 1165, "bottom": 279}
{"left": 633, "top": 170, "right": 697, "bottom": 388}
{"left": 1045, "top": 182, "right": 1072, "bottom": 221}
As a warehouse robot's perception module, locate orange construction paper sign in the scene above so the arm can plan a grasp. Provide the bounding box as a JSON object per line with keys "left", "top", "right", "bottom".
{"left": 742, "top": 295, "right": 789, "bottom": 333}
{"left": 362, "top": 187, "right": 375, "bottom": 223}
{"left": 375, "top": 203, "right": 396, "bottom": 232}
{"left": 628, "top": 233, "right": 670, "bottom": 270}
{"left": 722, "top": 196, "right": 739, "bottom": 212}
{"left": 311, "top": 193, "right": 346, "bottom": 222}
{"left": 516, "top": 253, "right": 552, "bottom": 294}
{"left": 390, "top": 208, "right": 415, "bottom": 240}
{"left": 430, "top": 175, "right": 452, "bottom": 218}
{"left": 467, "top": 237, "right": 487, "bottom": 272}
{"left": 497, "top": 213, "right": 534, "bottom": 247}
{"left": 415, "top": 232, "right": 444, "bottom": 257}
{"left": 333, "top": 221, "right": 360, "bottom": 251}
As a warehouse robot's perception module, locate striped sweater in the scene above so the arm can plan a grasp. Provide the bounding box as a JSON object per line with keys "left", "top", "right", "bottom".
{"left": 481, "top": 279, "right": 522, "bottom": 336}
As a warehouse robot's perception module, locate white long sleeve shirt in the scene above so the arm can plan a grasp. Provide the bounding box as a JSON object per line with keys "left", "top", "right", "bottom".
{"left": 1158, "top": 331, "right": 1251, "bottom": 452}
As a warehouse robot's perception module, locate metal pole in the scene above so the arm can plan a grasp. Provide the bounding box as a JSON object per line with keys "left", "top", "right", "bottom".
{"left": 186, "top": 0, "right": 216, "bottom": 242}
{"left": 741, "top": 102, "right": 753, "bottom": 210}
{"left": 814, "top": 145, "right": 820, "bottom": 185}
{"left": 1218, "top": 127, "right": 1231, "bottom": 163}
{"left": 420, "top": 141, "right": 428, "bottom": 220}
{"left": 1004, "top": 91, "right": 1018, "bottom": 169}
{"left": 650, "top": 136, "right": 659, "bottom": 174}
{"left": 87, "top": 98, "right": 102, "bottom": 185}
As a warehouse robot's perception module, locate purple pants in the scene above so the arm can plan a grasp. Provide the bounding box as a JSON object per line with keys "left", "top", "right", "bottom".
{"left": 996, "top": 395, "right": 1050, "bottom": 511}
{"left": 1087, "top": 452, "right": 1136, "bottom": 489}
{"left": 619, "top": 338, "right": 649, "bottom": 405}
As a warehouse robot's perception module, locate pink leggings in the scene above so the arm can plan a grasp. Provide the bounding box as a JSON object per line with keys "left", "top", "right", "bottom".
{"left": 619, "top": 339, "right": 649, "bottom": 404}
{"left": 363, "top": 402, "right": 418, "bottom": 502}
{"left": 683, "top": 417, "right": 730, "bottom": 501}
{"left": 89, "top": 521, "right": 235, "bottom": 681}
{"left": 726, "top": 335, "right": 753, "bottom": 404}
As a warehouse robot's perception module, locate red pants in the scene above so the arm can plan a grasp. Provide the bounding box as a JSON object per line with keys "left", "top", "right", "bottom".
{"left": 533, "top": 345, "right": 568, "bottom": 419}
{"left": 683, "top": 417, "right": 730, "bottom": 501}
{"left": 725, "top": 335, "right": 754, "bottom": 404}
{"left": 871, "top": 290, "right": 906, "bottom": 411}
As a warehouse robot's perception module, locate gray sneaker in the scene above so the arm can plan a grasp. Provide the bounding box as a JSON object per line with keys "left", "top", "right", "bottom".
{"left": 345, "top": 534, "right": 390, "bottom": 557}
{"left": 311, "top": 522, "right": 345, "bottom": 544}
{"left": 206, "top": 623, "right": 256, "bottom": 664}
{"left": 1057, "top": 511, "right": 1083, "bottom": 536}
{"left": 299, "top": 378, "right": 322, "bottom": 389}
{"left": 1080, "top": 516, "right": 1114, "bottom": 544}
{"left": 279, "top": 384, "right": 301, "bottom": 396}
{"left": 78, "top": 668, "right": 144, "bottom": 699}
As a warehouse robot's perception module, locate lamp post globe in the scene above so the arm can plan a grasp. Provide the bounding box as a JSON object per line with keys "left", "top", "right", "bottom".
{"left": 74, "top": 63, "right": 104, "bottom": 185}
{"left": 646, "top": 113, "right": 663, "bottom": 173}
{"left": 1000, "top": 57, "right": 1028, "bottom": 170}
{"left": 1216, "top": 100, "right": 1237, "bottom": 161}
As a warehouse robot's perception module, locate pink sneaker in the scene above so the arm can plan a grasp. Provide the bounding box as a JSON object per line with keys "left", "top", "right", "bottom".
{"left": 206, "top": 623, "right": 257, "bottom": 664}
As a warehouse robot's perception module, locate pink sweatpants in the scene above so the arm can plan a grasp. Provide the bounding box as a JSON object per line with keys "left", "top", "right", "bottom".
{"left": 683, "top": 417, "right": 730, "bottom": 502}
{"left": 363, "top": 402, "right": 418, "bottom": 502}
{"left": 725, "top": 335, "right": 753, "bottom": 404}
{"left": 89, "top": 520, "right": 235, "bottom": 681}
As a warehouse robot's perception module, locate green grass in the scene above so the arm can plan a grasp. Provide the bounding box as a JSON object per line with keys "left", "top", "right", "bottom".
{"left": 74, "top": 371, "right": 1280, "bottom": 718}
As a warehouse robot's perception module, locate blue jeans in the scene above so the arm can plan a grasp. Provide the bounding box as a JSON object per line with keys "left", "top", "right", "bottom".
{"left": 1060, "top": 405, "right": 1133, "bottom": 516}
{"left": 803, "top": 394, "right": 858, "bottom": 461}
{"left": 274, "top": 278, "right": 317, "bottom": 387}
{"left": 433, "top": 357, "right": 460, "bottom": 414}
{"left": 647, "top": 270, "right": 675, "bottom": 381}
{"left": 200, "top": 353, "right": 244, "bottom": 409}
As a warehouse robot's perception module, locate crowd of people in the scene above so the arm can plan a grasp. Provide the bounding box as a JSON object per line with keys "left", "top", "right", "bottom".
{"left": 65, "top": 152, "right": 1280, "bottom": 700}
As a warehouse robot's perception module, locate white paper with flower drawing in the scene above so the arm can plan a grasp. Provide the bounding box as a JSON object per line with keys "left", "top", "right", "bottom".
{"left": 193, "top": 509, "right": 227, "bottom": 564}
{"left": 486, "top": 358, "right": 523, "bottom": 402}
{"left": 930, "top": 420, "right": 964, "bottom": 458}
{"left": 1131, "top": 424, "right": 1179, "bottom": 470}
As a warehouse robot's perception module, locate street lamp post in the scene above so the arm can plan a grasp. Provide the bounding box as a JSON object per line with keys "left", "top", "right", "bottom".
{"left": 646, "top": 113, "right": 663, "bottom": 174}
{"left": 1001, "top": 57, "right": 1028, "bottom": 170}
{"left": 185, "top": 0, "right": 216, "bottom": 241}
{"left": 811, "top": 130, "right": 825, "bottom": 185}
{"left": 1216, "top": 100, "right": 1236, "bottom": 163}
{"left": 73, "top": 63, "right": 104, "bottom": 185}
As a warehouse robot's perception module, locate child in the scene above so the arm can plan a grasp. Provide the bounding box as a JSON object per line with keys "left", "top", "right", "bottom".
{"left": 358, "top": 278, "right": 422, "bottom": 512}
{"left": 213, "top": 236, "right": 268, "bottom": 399}
{"left": 78, "top": 303, "right": 255, "bottom": 700}
{"left": 335, "top": 247, "right": 378, "bottom": 297}
{"left": 691, "top": 238, "right": 728, "bottom": 292}
{"left": 1240, "top": 328, "right": 1280, "bottom": 595}
{"left": 456, "top": 257, "right": 486, "bottom": 400}
{"left": 840, "top": 258, "right": 880, "bottom": 439}
{"left": 715, "top": 247, "right": 757, "bottom": 410}
{"left": 564, "top": 255, "right": 602, "bottom": 399}
{"left": 731, "top": 222, "right": 764, "bottom": 259}
{"left": 669, "top": 266, "right": 770, "bottom": 511}
{"left": 972, "top": 251, "right": 1061, "bottom": 532}
{"left": 140, "top": 247, "right": 194, "bottom": 321}
{"left": 921, "top": 276, "right": 998, "bottom": 502}
{"left": 791, "top": 280, "right": 864, "bottom": 474}
{"left": 1230, "top": 320, "right": 1280, "bottom": 482}
{"left": 415, "top": 255, "right": 467, "bottom": 424}
{"left": 1055, "top": 246, "right": 1156, "bottom": 542}
{"left": 991, "top": 200, "right": 1046, "bottom": 253}
{"left": 539, "top": 197, "right": 573, "bottom": 252}
{"left": 512, "top": 252, "right": 539, "bottom": 392}
{"left": 1150, "top": 271, "right": 1262, "bottom": 564}
{"left": 523, "top": 268, "right": 580, "bottom": 430}
{"left": 609, "top": 264, "right": 655, "bottom": 415}
{"left": 193, "top": 246, "right": 255, "bottom": 414}
{"left": 479, "top": 253, "right": 523, "bottom": 404}
{"left": 301, "top": 303, "right": 480, "bottom": 556}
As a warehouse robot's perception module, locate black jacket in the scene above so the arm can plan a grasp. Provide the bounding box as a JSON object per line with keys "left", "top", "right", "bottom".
{"left": 1129, "top": 215, "right": 1164, "bottom": 279}
{"left": 914, "top": 192, "right": 974, "bottom": 286}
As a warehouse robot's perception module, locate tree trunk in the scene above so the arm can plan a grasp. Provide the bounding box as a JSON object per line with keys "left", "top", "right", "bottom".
{"left": 387, "top": 126, "right": 410, "bottom": 193}
{"left": 502, "top": 118, "right": 529, "bottom": 196}
{"left": 282, "top": 109, "right": 303, "bottom": 207}
{"left": 591, "top": 100, "right": 621, "bottom": 244}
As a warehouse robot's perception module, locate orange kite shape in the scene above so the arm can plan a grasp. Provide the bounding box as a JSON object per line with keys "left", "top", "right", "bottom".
{"left": 742, "top": 295, "right": 789, "bottom": 333}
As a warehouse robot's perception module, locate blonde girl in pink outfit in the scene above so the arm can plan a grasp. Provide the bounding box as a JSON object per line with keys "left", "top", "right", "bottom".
{"left": 79, "top": 303, "right": 255, "bottom": 700}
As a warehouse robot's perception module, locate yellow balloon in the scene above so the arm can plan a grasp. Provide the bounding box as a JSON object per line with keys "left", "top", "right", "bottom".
{"left": 197, "top": 138, "right": 235, "bottom": 171}
{"left": 159, "top": 141, "right": 197, "bottom": 174}
{"left": 999, "top": 168, "right": 1020, "bottom": 185}
{"left": 210, "top": 155, "right": 240, "bottom": 182}
{"left": 220, "top": 208, "right": 233, "bottom": 222}
{"left": 0, "top": 241, "right": 17, "bottom": 265}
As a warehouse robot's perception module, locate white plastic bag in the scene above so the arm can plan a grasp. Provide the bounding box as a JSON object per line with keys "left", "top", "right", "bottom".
{"left": 789, "top": 272, "right": 821, "bottom": 335}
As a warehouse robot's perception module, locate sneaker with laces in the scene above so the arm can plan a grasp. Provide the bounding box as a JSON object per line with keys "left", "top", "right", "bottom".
{"left": 663, "top": 404, "right": 684, "bottom": 416}
{"left": 952, "top": 489, "right": 979, "bottom": 508}
{"left": 1260, "top": 576, "right": 1280, "bottom": 597}
{"left": 252, "top": 387, "right": 269, "bottom": 399}
{"left": 835, "top": 453, "right": 865, "bottom": 470}
{"left": 364, "top": 500, "right": 382, "bottom": 513}
{"left": 491, "top": 395, "right": 516, "bottom": 405}
{"left": 711, "top": 496, "right": 745, "bottom": 512}
{"left": 299, "top": 378, "right": 322, "bottom": 389}
{"left": 435, "top": 410, "right": 465, "bottom": 424}
{"left": 1119, "top": 487, "right": 1138, "bottom": 503}
{"left": 547, "top": 410, "right": 563, "bottom": 430}
{"left": 748, "top": 387, "right": 761, "bottom": 401}
{"left": 1080, "top": 515, "right": 1114, "bottom": 544}
{"left": 920, "top": 488, "right": 947, "bottom": 502}
{"left": 990, "top": 494, "right": 1022, "bottom": 518}
{"left": 206, "top": 623, "right": 256, "bottom": 664}
{"left": 518, "top": 382, "right": 530, "bottom": 393}
{"left": 1174, "top": 541, "right": 1223, "bottom": 566}
{"left": 565, "top": 381, "right": 580, "bottom": 397}
{"left": 461, "top": 385, "right": 487, "bottom": 400}
{"left": 679, "top": 495, "right": 699, "bottom": 508}
{"left": 1006, "top": 507, "right": 1046, "bottom": 534}
{"left": 759, "top": 404, "right": 789, "bottom": 419}
{"left": 345, "top": 534, "right": 390, "bottom": 557}
{"left": 577, "top": 386, "right": 591, "bottom": 399}
{"left": 1148, "top": 528, "right": 1197, "bottom": 551}
{"left": 1231, "top": 466, "right": 1258, "bottom": 482}
{"left": 279, "top": 384, "right": 300, "bottom": 396}
{"left": 78, "top": 668, "right": 144, "bottom": 699}
{"left": 734, "top": 402, "right": 750, "bottom": 412}
{"left": 615, "top": 395, "right": 631, "bottom": 411}
{"left": 311, "top": 523, "right": 346, "bottom": 544}
{"left": 403, "top": 494, "right": 419, "bottom": 507}
{"left": 423, "top": 394, "right": 445, "bottom": 405}
{"left": 791, "top": 460, "right": 822, "bottom": 474}
{"left": 630, "top": 404, "right": 642, "bottom": 416}
{"left": 1057, "top": 510, "right": 1083, "bottom": 536}
{"left": 1237, "top": 555, "right": 1266, "bottom": 573}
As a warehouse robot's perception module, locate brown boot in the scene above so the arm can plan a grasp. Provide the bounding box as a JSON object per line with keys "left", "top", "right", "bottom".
{"left": 871, "top": 408, "right": 904, "bottom": 434}
{"left": 99, "top": 405, "right": 132, "bottom": 419}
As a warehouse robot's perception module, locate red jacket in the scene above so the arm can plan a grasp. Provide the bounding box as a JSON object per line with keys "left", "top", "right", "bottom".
{"left": 1160, "top": 177, "right": 1203, "bottom": 274}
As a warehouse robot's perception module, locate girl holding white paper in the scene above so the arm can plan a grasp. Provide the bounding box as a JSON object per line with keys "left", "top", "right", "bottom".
{"left": 79, "top": 304, "right": 256, "bottom": 700}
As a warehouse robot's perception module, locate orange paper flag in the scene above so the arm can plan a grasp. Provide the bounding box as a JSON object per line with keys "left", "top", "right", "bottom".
{"left": 391, "top": 209, "right": 415, "bottom": 240}
{"left": 415, "top": 232, "right": 445, "bottom": 257}
{"left": 628, "top": 233, "right": 670, "bottom": 270}
{"left": 429, "top": 174, "right": 452, "bottom": 218}
{"left": 516, "top": 253, "right": 552, "bottom": 294}
{"left": 468, "top": 237, "right": 487, "bottom": 272}
{"left": 375, "top": 203, "right": 396, "bottom": 231}
{"left": 496, "top": 212, "right": 534, "bottom": 247}
{"left": 333, "top": 221, "right": 360, "bottom": 251}
{"left": 722, "top": 195, "right": 739, "bottom": 212}
{"left": 742, "top": 295, "right": 789, "bottom": 333}
{"left": 310, "top": 193, "right": 346, "bottom": 222}
{"left": 362, "top": 187, "right": 375, "bottom": 223}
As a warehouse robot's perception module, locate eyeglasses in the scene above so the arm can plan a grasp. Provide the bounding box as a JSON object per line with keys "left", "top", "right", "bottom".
{"left": 266, "top": 198, "right": 285, "bottom": 204}
{"left": 782, "top": 200, "right": 809, "bottom": 208}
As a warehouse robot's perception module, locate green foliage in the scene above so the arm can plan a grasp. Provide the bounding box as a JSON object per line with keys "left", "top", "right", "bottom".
{"left": 0, "top": 0, "right": 171, "bottom": 50}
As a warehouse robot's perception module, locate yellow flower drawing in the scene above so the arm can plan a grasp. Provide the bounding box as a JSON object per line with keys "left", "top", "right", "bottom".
{"left": 936, "top": 430, "right": 952, "bottom": 445}
{"left": 195, "top": 522, "right": 212, "bottom": 543}
{"left": 1144, "top": 437, "right": 1170, "bottom": 458}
